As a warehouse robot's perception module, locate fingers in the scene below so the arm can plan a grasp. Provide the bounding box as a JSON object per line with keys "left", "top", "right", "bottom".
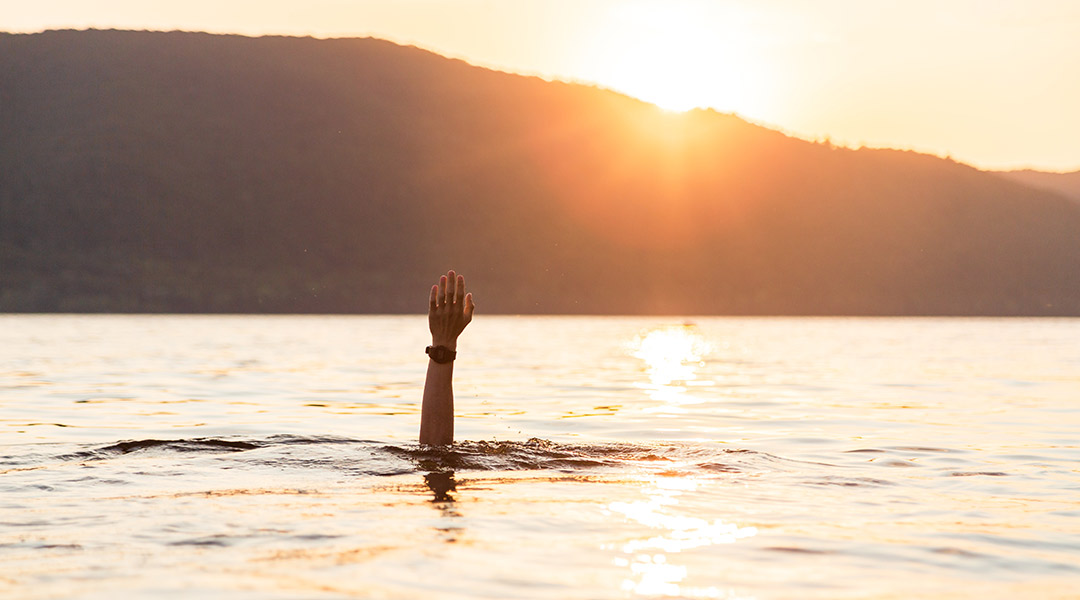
{"left": 434, "top": 270, "right": 471, "bottom": 313}
{"left": 446, "top": 270, "right": 457, "bottom": 305}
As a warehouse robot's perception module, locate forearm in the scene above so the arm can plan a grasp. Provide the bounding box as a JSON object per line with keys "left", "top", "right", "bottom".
{"left": 419, "top": 348, "right": 455, "bottom": 445}
{"left": 420, "top": 269, "right": 473, "bottom": 445}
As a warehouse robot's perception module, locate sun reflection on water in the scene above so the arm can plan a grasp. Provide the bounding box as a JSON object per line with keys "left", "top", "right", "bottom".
{"left": 607, "top": 475, "right": 757, "bottom": 598}
{"left": 632, "top": 325, "right": 714, "bottom": 411}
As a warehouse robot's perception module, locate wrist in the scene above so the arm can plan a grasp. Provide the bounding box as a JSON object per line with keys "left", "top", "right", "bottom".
{"left": 430, "top": 338, "right": 457, "bottom": 351}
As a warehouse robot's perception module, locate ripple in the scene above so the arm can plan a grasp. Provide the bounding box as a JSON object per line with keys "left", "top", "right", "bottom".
{"left": 764, "top": 546, "right": 833, "bottom": 554}
{"left": 97, "top": 438, "right": 261, "bottom": 454}
{"left": 13, "top": 436, "right": 798, "bottom": 481}
{"left": 170, "top": 536, "right": 232, "bottom": 547}
{"left": 805, "top": 476, "right": 894, "bottom": 487}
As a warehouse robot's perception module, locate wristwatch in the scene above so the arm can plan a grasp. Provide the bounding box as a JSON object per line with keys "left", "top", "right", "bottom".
{"left": 426, "top": 345, "right": 457, "bottom": 364}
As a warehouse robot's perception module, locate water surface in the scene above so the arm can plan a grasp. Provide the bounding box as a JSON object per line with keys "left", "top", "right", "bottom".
{"left": 2, "top": 315, "right": 1079, "bottom": 599}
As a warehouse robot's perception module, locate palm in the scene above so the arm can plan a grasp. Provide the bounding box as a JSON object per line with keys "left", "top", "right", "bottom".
{"left": 428, "top": 270, "right": 475, "bottom": 347}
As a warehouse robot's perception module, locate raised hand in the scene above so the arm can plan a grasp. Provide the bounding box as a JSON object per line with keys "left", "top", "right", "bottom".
{"left": 420, "top": 270, "right": 475, "bottom": 445}
{"left": 428, "top": 269, "right": 475, "bottom": 350}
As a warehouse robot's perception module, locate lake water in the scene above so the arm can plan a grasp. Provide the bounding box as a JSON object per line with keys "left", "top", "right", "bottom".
{"left": 2, "top": 315, "right": 1078, "bottom": 599}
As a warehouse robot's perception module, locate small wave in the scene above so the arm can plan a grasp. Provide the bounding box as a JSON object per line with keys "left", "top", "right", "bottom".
{"left": 383, "top": 438, "right": 640, "bottom": 473}
{"left": 380, "top": 439, "right": 803, "bottom": 477}
{"left": 45, "top": 438, "right": 263, "bottom": 464}
{"left": 804, "top": 476, "right": 894, "bottom": 487}
{"left": 98, "top": 438, "right": 262, "bottom": 454}
{"left": 169, "top": 536, "right": 232, "bottom": 547}
{"left": 18, "top": 435, "right": 802, "bottom": 479}
{"left": 764, "top": 546, "right": 834, "bottom": 555}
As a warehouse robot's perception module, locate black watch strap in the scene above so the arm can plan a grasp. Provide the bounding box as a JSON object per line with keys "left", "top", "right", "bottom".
{"left": 426, "top": 345, "right": 457, "bottom": 364}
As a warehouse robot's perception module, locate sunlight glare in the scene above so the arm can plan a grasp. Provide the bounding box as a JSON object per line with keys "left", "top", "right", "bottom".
{"left": 631, "top": 325, "right": 714, "bottom": 413}
{"left": 608, "top": 475, "right": 757, "bottom": 598}
{"left": 579, "top": 1, "right": 764, "bottom": 113}
{"left": 633, "top": 325, "right": 711, "bottom": 386}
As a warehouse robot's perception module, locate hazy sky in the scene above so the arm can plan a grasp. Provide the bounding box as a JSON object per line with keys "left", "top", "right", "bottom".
{"left": 5, "top": 0, "right": 1079, "bottom": 171}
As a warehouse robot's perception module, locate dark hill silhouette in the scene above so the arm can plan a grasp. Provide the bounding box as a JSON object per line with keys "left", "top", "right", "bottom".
{"left": 2, "top": 29, "right": 1079, "bottom": 314}
{"left": 995, "top": 169, "right": 1080, "bottom": 203}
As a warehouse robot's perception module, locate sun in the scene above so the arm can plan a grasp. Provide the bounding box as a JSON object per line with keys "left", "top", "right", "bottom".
{"left": 578, "top": 1, "right": 763, "bottom": 114}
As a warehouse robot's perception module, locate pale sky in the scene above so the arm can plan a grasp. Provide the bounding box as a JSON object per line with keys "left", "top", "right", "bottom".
{"left": 5, "top": 0, "right": 1079, "bottom": 171}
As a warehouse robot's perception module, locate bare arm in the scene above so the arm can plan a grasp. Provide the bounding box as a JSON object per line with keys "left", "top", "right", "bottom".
{"left": 419, "top": 270, "right": 475, "bottom": 445}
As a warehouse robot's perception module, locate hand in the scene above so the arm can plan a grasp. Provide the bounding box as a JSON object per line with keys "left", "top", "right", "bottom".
{"left": 428, "top": 270, "right": 475, "bottom": 350}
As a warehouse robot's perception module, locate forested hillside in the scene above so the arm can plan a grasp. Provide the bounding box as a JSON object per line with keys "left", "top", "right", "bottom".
{"left": 3, "top": 29, "right": 1079, "bottom": 314}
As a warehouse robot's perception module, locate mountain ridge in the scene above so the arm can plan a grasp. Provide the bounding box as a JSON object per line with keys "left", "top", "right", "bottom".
{"left": 2, "top": 29, "right": 1079, "bottom": 315}
{"left": 994, "top": 169, "right": 1080, "bottom": 203}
